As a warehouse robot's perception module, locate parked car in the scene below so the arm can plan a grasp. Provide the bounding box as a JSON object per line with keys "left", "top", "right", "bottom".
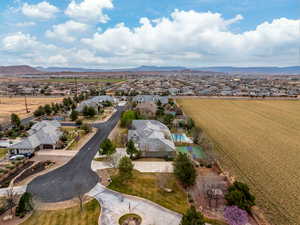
{"left": 9, "top": 155, "right": 25, "bottom": 161}
{"left": 21, "top": 152, "right": 35, "bottom": 158}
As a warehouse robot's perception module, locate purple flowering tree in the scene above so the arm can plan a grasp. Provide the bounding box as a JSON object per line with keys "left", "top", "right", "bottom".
{"left": 224, "top": 206, "right": 248, "bottom": 225}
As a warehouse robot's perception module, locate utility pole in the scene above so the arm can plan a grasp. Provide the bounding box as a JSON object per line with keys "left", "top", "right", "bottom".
{"left": 74, "top": 76, "right": 78, "bottom": 98}
{"left": 24, "top": 95, "right": 29, "bottom": 113}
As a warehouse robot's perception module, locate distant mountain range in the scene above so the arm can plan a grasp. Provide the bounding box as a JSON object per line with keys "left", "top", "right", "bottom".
{"left": 0, "top": 65, "right": 41, "bottom": 75}
{"left": 37, "top": 65, "right": 300, "bottom": 74}
{"left": 1, "top": 65, "right": 300, "bottom": 75}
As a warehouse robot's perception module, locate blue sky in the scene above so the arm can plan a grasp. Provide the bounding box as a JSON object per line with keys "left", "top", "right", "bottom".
{"left": 0, "top": 0, "right": 299, "bottom": 68}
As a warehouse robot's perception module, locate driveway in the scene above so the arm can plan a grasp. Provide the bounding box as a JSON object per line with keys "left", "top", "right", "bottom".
{"left": 87, "top": 183, "right": 181, "bottom": 225}
{"left": 91, "top": 161, "right": 174, "bottom": 173}
{"left": 26, "top": 106, "right": 126, "bottom": 202}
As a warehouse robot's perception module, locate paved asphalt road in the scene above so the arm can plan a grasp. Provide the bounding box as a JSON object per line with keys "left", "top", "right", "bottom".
{"left": 27, "top": 106, "right": 126, "bottom": 202}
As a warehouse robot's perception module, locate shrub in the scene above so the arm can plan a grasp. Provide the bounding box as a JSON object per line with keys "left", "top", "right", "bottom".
{"left": 225, "top": 181, "right": 255, "bottom": 213}
{"left": 180, "top": 206, "right": 205, "bottom": 225}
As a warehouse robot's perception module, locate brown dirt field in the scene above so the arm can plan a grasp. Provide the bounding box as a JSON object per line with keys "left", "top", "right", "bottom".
{"left": 177, "top": 99, "right": 300, "bottom": 225}
{"left": 0, "top": 97, "right": 63, "bottom": 124}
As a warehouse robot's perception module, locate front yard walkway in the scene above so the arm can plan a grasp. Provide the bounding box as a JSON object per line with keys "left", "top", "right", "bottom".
{"left": 87, "top": 183, "right": 181, "bottom": 225}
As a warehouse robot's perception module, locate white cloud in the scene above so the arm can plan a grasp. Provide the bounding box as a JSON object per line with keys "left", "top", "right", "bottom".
{"left": 65, "top": 0, "right": 113, "bottom": 23}
{"left": 15, "top": 22, "right": 36, "bottom": 27}
{"left": 2, "top": 32, "right": 41, "bottom": 51}
{"left": 22, "top": 1, "right": 59, "bottom": 19}
{"left": 0, "top": 32, "right": 106, "bottom": 67}
{"left": 1, "top": 10, "right": 299, "bottom": 68}
{"left": 46, "top": 20, "right": 88, "bottom": 43}
{"left": 81, "top": 10, "right": 300, "bottom": 66}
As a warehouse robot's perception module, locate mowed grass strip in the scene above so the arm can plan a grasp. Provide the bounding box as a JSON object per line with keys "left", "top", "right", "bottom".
{"left": 20, "top": 199, "right": 100, "bottom": 225}
{"left": 177, "top": 99, "right": 300, "bottom": 225}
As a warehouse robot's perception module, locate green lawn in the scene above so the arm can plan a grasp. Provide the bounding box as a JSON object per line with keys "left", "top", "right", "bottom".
{"left": 108, "top": 170, "right": 227, "bottom": 225}
{"left": 108, "top": 170, "right": 189, "bottom": 214}
{"left": 20, "top": 199, "right": 100, "bottom": 225}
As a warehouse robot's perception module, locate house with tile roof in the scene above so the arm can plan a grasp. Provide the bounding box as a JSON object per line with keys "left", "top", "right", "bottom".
{"left": 128, "top": 120, "right": 176, "bottom": 158}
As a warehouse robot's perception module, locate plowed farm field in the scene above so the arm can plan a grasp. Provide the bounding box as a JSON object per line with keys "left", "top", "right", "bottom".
{"left": 177, "top": 98, "right": 300, "bottom": 225}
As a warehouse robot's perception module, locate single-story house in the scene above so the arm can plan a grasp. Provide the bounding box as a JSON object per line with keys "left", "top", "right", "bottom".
{"left": 76, "top": 95, "right": 117, "bottom": 113}
{"left": 132, "top": 95, "right": 169, "bottom": 105}
{"left": 9, "top": 120, "right": 62, "bottom": 155}
{"left": 128, "top": 120, "right": 176, "bottom": 158}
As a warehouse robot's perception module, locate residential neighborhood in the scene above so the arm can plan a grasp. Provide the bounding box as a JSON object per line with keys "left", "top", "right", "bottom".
{"left": 0, "top": 0, "right": 299, "bottom": 224}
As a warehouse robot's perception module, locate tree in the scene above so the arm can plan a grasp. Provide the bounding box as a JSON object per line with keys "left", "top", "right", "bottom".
{"left": 186, "top": 118, "right": 195, "bottom": 130}
{"left": 80, "top": 123, "right": 92, "bottom": 134}
{"left": 156, "top": 99, "right": 162, "bottom": 107}
{"left": 118, "top": 156, "right": 134, "bottom": 179}
{"left": 126, "top": 139, "right": 140, "bottom": 159}
{"left": 11, "top": 113, "right": 21, "bottom": 128}
{"left": 76, "top": 119, "right": 83, "bottom": 126}
{"left": 180, "top": 206, "right": 205, "bottom": 225}
{"left": 173, "top": 152, "right": 196, "bottom": 187}
{"left": 15, "top": 192, "right": 33, "bottom": 218}
{"left": 224, "top": 206, "right": 248, "bottom": 225}
{"left": 163, "top": 114, "right": 175, "bottom": 126}
{"left": 225, "top": 181, "right": 255, "bottom": 213}
{"left": 82, "top": 106, "right": 96, "bottom": 118}
{"left": 44, "top": 104, "right": 52, "bottom": 115}
{"left": 120, "top": 110, "right": 137, "bottom": 128}
{"left": 75, "top": 183, "right": 86, "bottom": 212}
{"left": 87, "top": 106, "right": 96, "bottom": 117}
{"left": 99, "top": 139, "right": 116, "bottom": 155}
{"left": 33, "top": 106, "right": 45, "bottom": 117}
{"left": 70, "top": 110, "right": 79, "bottom": 121}
{"left": 191, "top": 127, "right": 203, "bottom": 144}
{"left": 6, "top": 186, "right": 18, "bottom": 217}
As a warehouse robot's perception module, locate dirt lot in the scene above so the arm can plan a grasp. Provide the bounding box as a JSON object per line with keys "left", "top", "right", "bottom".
{"left": 0, "top": 97, "right": 63, "bottom": 124}
{"left": 177, "top": 98, "right": 300, "bottom": 225}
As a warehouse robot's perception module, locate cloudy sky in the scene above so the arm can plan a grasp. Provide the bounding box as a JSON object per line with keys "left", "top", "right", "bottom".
{"left": 0, "top": 0, "right": 299, "bottom": 68}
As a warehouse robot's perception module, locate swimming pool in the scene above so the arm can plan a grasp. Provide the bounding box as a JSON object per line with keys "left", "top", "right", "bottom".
{"left": 171, "top": 133, "right": 193, "bottom": 143}
{"left": 176, "top": 146, "right": 206, "bottom": 159}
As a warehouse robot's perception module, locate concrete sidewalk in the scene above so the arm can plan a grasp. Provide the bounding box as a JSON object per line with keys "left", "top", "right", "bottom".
{"left": 91, "top": 161, "right": 174, "bottom": 173}
{"left": 0, "top": 185, "right": 27, "bottom": 196}
{"left": 87, "top": 183, "right": 181, "bottom": 225}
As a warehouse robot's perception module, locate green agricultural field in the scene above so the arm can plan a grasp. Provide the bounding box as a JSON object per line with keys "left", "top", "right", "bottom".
{"left": 177, "top": 98, "right": 300, "bottom": 225}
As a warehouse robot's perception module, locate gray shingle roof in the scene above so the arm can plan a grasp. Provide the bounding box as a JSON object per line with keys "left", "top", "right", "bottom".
{"left": 10, "top": 120, "right": 62, "bottom": 149}
{"left": 132, "top": 95, "right": 169, "bottom": 104}
{"left": 128, "top": 120, "right": 175, "bottom": 153}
